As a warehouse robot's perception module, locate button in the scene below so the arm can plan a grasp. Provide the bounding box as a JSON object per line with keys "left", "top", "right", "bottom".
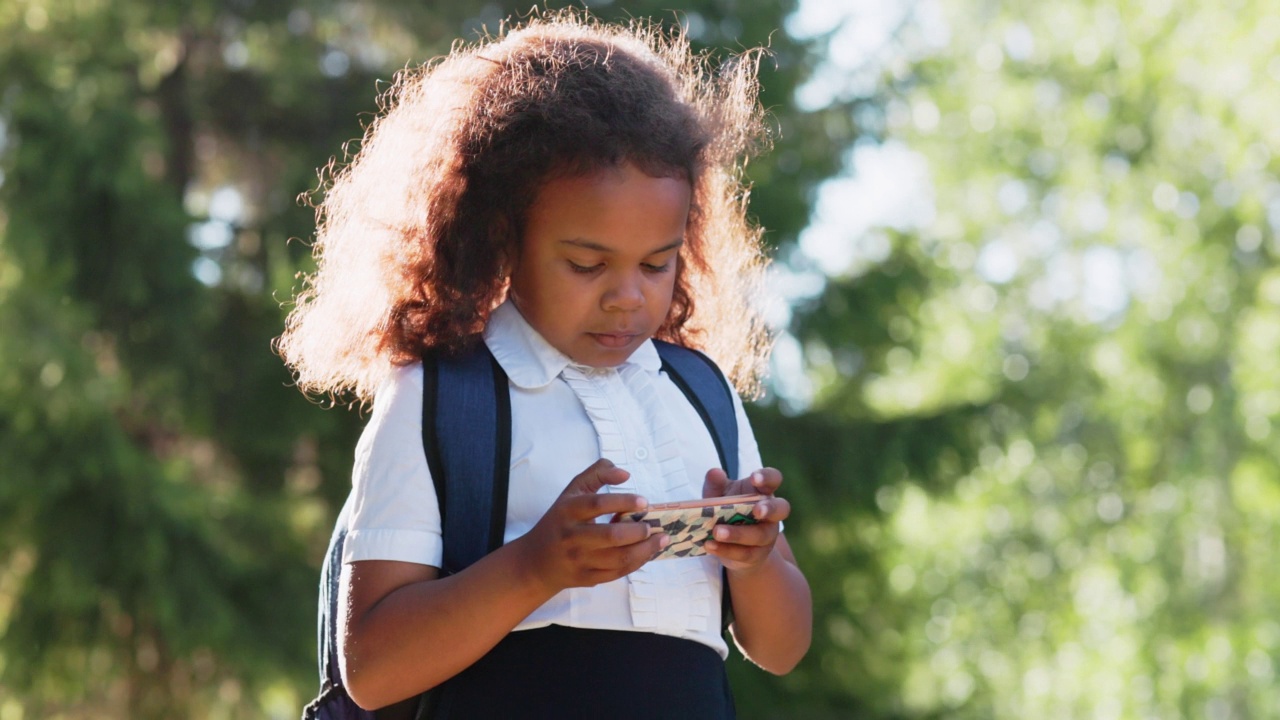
{"left": 634, "top": 447, "right": 649, "bottom": 461}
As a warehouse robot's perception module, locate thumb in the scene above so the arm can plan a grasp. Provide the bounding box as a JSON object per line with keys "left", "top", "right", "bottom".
{"left": 562, "top": 458, "right": 630, "bottom": 497}
{"left": 703, "top": 467, "right": 730, "bottom": 499}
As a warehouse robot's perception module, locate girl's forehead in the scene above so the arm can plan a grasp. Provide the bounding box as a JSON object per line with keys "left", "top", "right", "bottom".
{"left": 523, "top": 162, "right": 692, "bottom": 252}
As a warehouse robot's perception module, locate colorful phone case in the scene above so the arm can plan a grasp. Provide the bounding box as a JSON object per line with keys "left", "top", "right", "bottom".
{"left": 618, "top": 499, "right": 760, "bottom": 560}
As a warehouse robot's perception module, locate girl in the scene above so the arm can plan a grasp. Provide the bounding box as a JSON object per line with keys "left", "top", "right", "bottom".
{"left": 278, "top": 10, "right": 811, "bottom": 718}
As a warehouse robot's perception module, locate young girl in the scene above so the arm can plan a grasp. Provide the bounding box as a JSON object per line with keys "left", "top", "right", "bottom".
{"left": 278, "top": 10, "right": 811, "bottom": 718}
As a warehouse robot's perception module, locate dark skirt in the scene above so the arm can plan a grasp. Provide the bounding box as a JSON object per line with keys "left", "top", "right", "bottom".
{"left": 426, "top": 625, "right": 736, "bottom": 719}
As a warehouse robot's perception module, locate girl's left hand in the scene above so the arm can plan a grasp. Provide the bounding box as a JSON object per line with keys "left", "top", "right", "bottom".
{"left": 701, "top": 467, "right": 790, "bottom": 574}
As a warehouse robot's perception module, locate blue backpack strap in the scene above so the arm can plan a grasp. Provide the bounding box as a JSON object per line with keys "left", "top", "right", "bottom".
{"left": 421, "top": 340, "right": 512, "bottom": 575}
{"left": 653, "top": 341, "right": 738, "bottom": 480}
{"left": 415, "top": 341, "right": 511, "bottom": 720}
{"left": 653, "top": 340, "right": 742, "bottom": 635}
{"left": 306, "top": 343, "right": 511, "bottom": 720}
{"left": 307, "top": 495, "right": 377, "bottom": 719}
{"left": 317, "top": 499, "right": 346, "bottom": 688}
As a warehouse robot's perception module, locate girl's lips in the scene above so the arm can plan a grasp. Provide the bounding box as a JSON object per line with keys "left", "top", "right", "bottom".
{"left": 589, "top": 332, "right": 638, "bottom": 348}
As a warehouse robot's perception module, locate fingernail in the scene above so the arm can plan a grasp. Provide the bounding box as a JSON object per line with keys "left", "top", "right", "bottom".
{"left": 636, "top": 496, "right": 649, "bottom": 510}
{"left": 659, "top": 534, "right": 671, "bottom": 548}
{"left": 715, "top": 526, "right": 729, "bottom": 540}
{"left": 752, "top": 471, "right": 764, "bottom": 486}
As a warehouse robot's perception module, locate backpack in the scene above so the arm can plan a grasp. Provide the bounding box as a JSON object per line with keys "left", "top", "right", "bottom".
{"left": 302, "top": 339, "right": 739, "bottom": 720}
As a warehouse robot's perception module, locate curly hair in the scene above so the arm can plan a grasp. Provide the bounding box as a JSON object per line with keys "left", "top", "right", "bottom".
{"left": 277, "top": 9, "right": 772, "bottom": 403}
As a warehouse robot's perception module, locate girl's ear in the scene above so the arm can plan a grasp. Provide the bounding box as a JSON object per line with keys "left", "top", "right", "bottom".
{"left": 494, "top": 212, "right": 522, "bottom": 278}
{"left": 497, "top": 246, "right": 516, "bottom": 280}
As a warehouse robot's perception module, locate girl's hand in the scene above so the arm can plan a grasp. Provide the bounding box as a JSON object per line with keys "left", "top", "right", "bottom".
{"left": 701, "top": 467, "right": 791, "bottom": 574}
{"left": 517, "top": 459, "right": 669, "bottom": 594}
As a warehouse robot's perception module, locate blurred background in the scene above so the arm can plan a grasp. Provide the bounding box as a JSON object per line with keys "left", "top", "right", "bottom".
{"left": 3, "top": 0, "right": 1279, "bottom": 717}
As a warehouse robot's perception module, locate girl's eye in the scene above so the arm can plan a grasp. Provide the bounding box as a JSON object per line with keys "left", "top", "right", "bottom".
{"left": 642, "top": 261, "right": 672, "bottom": 274}
{"left": 569, "top": 261, "right": 603, "bottom": 274}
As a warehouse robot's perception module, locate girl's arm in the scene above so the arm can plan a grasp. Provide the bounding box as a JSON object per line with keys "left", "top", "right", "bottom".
{"left": 339, "top": 459, "right": 668, "bottom": 710}
{"left": 703, "top": 468, "right": 813, "bottom": 674}
{"left": 717, "top": 532, "right": 811, "bottom": 674}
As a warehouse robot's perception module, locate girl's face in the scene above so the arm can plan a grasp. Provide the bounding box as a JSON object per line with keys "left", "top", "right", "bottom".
{"left": 509, "top": 162, "right": 691, "bottom": 367}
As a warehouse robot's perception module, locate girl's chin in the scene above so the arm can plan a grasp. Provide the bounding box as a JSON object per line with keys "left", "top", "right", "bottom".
{"left": 567, "top": 336, "right": 643, "bottom": 366}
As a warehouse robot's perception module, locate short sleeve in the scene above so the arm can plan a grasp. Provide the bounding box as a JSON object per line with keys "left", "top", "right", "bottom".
{"left": 342, "top": 363, "right": 444, "bottom": 567}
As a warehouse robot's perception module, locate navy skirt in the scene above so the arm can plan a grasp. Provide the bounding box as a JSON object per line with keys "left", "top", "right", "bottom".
{"left": 423, "top": 625, "right": 736, "bottom": 719}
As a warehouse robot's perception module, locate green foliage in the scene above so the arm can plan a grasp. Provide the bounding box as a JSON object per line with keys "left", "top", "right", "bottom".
{"left": 756, "top": 0, "right": 1280, "bottom": 717}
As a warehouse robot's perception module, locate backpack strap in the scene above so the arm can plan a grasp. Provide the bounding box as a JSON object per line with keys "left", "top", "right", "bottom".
{"left": 652, "top": 341, "right": 741, "bottom": 633}
{"left": 311, "top": 495, "right": 376, "bottom": 719}
{"left": 653, "top": 341, "right": 739, "bottom": 480}
{"left": 413, "top": 342, "right": 511, "bottom": 720}
{"left": 306, "top": 344, "right": 511, "bottom": 720}
{"left": 421, "top": 342, "right": 512, "bottom": 575}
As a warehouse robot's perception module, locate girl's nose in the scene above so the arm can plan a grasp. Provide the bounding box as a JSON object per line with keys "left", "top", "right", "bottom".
{"left": 602, "top": 271, "right": 645, "bottom": 311}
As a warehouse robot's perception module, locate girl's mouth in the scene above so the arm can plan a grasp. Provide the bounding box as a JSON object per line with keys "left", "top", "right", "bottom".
{"left": 589, "top": 333, "right": 637, "bottom": 348}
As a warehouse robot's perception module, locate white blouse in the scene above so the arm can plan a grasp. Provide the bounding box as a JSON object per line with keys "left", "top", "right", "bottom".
{"left": 343, "top": 301, "right": 764, "bottom": 658}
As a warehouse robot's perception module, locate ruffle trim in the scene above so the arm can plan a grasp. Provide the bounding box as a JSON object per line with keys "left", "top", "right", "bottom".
{"left": 560, "top": 366, "right": 634, "bottom": 490}
{"left": 627, "top": 561, "right": 715, "bottom": 634}
{"left": 559, "top": 362, "right": 716, "bottom": 634}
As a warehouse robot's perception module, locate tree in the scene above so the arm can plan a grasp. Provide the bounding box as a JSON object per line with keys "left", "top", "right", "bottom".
{"left": 761, "top": 0, "right": 1280, "bottom": 716}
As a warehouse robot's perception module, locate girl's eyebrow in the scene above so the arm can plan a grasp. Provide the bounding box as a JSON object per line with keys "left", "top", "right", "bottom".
{"left": 560, "top": 238, "right": 684, "bottom": 255}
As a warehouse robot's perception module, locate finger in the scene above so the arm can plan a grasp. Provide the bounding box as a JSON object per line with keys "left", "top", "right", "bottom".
{"left": 711, "top": 521, "right": 779, "bottom": 548}
{"left": 702, "top": 467, "right": 730, "bottom": 499}
{"left": 561, "top": 491, "right": 649, "bottom": 522}
{"left": 571, "top": 517, "right": 658, "bottom": 548}
{"left": 746, "top": 467, "right": 784, "bottom": 495}
{"left": 639, "top": 532, "right": 671, "bottom": 564}
{"left": 587, "top": 534, "right": 669, "bottom": 580}
{"left": 751, "top": 497, "right": 790, "bottom": 523}
{"left": 561, "top": 458, "right": 631, "bottom": 498}
{"left": 721, "top": 478, "right": 756, "bottom": 497}
{"left": 617, "top": 532, "right": 670, "bottom": 567}
{"left": 704, "top": 538, "right": 765, "bottom": 564}
{"left": 585, "top": 532, "right": 669, "bottom": 576}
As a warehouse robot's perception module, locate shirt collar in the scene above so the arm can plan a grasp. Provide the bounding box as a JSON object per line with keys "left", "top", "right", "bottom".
{"left": 483, "top": 300, "right": 662, "bottom": 389}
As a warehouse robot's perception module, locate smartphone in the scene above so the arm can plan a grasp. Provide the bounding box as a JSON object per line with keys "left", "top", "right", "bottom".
{"left": 612, "top": 494, "right": 763, "bottom": 560}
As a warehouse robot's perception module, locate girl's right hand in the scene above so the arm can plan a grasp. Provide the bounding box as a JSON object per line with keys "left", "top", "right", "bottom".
{"left": 516, "top": 459, "right": 668, "bottom": 593}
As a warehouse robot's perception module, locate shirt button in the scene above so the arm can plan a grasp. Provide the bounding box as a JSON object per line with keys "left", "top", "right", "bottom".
{"left": 634, "top": 447, "right": 649, "bottom": 461}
